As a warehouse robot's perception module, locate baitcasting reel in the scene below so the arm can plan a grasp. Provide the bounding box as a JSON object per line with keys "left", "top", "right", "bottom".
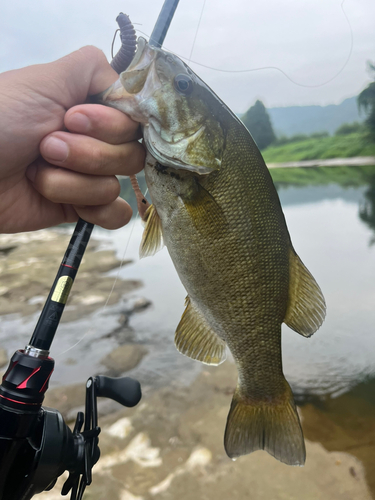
{"left": 0, "top": 219, "right": 141, "bottom": 500}
{"left": 0, "top": 347, "right": 141, "bottom": 500}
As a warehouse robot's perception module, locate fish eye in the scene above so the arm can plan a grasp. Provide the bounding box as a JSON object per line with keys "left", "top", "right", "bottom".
{"left": 174, "top": 74, "right": 193, "bottom": 95}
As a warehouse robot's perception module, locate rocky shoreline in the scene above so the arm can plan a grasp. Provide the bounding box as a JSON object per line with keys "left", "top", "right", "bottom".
{"left": 0, "top": 229, "right": 141, "bottom": 320}
{"left": 40, "top": 361, "right": 372, "bottom": 500}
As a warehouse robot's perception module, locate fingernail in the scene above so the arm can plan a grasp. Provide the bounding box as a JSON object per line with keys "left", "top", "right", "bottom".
{"left": 67, "top": 112, "right": 91, "bottom": 132}
{"left": 26, "top": 164, "right": 37, "bottom": 182}
{"left": 43, "top": 137, "right": 69, "bottom": 162}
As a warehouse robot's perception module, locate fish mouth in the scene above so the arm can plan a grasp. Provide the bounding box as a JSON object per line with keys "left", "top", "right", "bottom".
{"left": 144, "top": 122, "right": 212, "bottom": 175}
{"left": 95, "top": 37, "right": 160, "bottom": 118}
{"left": 125, "top": 37, "right": 152, "bottom": 72}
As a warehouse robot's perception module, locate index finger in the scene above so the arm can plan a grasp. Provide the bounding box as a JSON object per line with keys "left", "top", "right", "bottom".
{"left": 65, "top": 104, "right": 142, "bottom": 145}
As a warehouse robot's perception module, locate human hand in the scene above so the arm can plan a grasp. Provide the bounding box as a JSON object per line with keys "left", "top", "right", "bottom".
{"left": 0, "top": 46, "right": 145, "bottom": 233}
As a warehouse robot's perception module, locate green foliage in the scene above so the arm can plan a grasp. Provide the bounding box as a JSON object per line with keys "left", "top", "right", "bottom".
{"left": 262, "top": 131, "right": 375, "bottom": 163}
{"left": 335, "top": 121, "right": 364, "bottom": 135}
{"left": 310, "top": 131, "right": 330, "bottom": 139}
{"left": 242, "top": 100, "right": 276, "bottom": 150}
{"left": 357, "top": 62, "right": 375, "bottom": 140}
{"left": 274, "top": 131, "right": 329, "bottom": 146}
{"left": 274, "top": 134, "right": 308, "bottom": 146}
{"left": 270, "top": 165, "right": 375, "bottom": 187}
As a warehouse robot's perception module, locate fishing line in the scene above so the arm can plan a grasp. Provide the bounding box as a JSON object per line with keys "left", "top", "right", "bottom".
{"left": 187, "top": 0, "right": 353, "bottom": 88}
{"left": 56, "top": 186, "right": 149, "bottom": 358}
{"left": 112, "top": 23, "right": 143, "bottom": 60}
{"left": 111, "top": 29, "right": 120, "bottom": 60}
{"left": 188, "top": 0, "right": 207, "bottom": 63}
{"left": 136, "top": 0, "right": 353, "bottom": 89}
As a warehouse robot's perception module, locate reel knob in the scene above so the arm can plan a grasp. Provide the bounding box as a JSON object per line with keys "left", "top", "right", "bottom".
{"left": 95, "top": 375, "right": 141, "bottom": 407}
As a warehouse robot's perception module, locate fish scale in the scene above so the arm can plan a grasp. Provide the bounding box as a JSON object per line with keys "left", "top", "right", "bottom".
{"left": 98, "top": 36, "right": 326, "bottom": 466}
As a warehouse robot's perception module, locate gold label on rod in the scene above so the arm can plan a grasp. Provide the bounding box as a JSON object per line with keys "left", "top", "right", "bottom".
{"left": 51, "top": 276, "right": 73, "bottom": 304}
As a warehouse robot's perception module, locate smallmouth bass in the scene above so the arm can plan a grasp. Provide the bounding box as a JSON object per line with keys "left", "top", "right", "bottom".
{"left": 98, "top": 38, "right": 326, "bottom": 466}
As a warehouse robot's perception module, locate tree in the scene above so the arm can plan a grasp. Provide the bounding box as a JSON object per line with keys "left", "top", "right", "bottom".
{"left": 358, "top": 62, "right": 375, "bottom": 140}
{"left": 242, "top": 100, "right": 276, "bottom": 150}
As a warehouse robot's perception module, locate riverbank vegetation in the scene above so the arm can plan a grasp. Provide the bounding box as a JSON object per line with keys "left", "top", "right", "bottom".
{"left": 269, "top": 165, "right": 375, "bottom": 187}
{"left": 262, "top": 129, "right": 375, "bottom": 163}
{"left": 243, "top": 63, "right": 375, "bottom": 164}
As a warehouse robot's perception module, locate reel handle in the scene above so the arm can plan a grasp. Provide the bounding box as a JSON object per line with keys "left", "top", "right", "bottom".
{"left": 95, "top": 375, "right": 141, "bottom": 407}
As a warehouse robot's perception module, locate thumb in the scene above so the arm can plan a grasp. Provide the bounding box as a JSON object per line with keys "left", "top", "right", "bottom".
{"left": 0, "top": 46, "right": 119, "bottom": 174}
{"left": 47, "top": 45, "right": 119, "bottom": 107}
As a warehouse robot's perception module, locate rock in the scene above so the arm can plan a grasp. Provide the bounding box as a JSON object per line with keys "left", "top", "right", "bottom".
{"left": 43, "top": 383, "right": 86, "bottom": 420}
{"left": 0, "top": 348, "right": 8, "bottom": 368}
{"left": 123, "top": 297, "right": 152, "bottom": 315}
{"left": 0, "top": 229, "right": 141, "bottom": 319}
{"left": 101, "top": 344, "right": 148, "bottom": 376}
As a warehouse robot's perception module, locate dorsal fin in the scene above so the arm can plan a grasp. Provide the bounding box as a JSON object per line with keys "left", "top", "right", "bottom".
{"left": 284, "top": 248, "right": 326, "bottom": 337}
{"left": 139, "top": 204, "right": 164, "bottom": 259}
{"left": 175, "top": 296, "right": 226, "bottom": 365}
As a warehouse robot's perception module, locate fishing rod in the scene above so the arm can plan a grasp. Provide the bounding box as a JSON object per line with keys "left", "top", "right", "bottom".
{"left": 0, "top": 2, "right": 180, "bottom": 499}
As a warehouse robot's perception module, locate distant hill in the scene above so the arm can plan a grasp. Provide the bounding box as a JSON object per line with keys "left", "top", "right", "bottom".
{"left": 266, "top": 97, "right": 364, "bottom": 137}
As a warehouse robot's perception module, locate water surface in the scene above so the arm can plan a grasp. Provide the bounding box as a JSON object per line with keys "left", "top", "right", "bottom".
{"left": 2, "top": 170, "right": 375, "bottom": 493}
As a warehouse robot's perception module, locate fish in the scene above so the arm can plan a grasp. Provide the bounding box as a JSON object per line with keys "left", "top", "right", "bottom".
{"left": 97, "top": 37, "right": 326, "bottom": 466}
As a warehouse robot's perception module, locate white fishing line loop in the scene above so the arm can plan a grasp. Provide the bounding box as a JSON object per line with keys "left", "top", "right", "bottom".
{"left": 136, "top": 0, "right": 353, "bottom": 89}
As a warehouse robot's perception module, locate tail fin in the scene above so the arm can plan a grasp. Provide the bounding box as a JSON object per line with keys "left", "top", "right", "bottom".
{"left": 224, "top": 383, "right": 305, "bottom": 466}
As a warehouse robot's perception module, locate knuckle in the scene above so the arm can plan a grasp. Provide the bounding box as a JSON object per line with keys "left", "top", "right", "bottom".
{"left": 103, "top": 202, "right": 132, "bottom": 229}
{"left": 122, "top": 204, "right": 133, "bottom": 225}
{"left": 36, "top": 168, "right": 58, "bottom": 200}
{"left": 133, "top": 144, "right": 146, "bottom": 168}
{"left": 90, "top": 145, "right": 109, "bottom": 173}
{"left": 120, "top": 142, "right": 145, "bottom": 173}
{"left": 137, "top": 143, "right": 146, "bottom": 162}
{"left": 78, "top": 45, "right": 104, "bottom": 62}
{"left": 102, "top": 176, "right": 121, "bottom": 201}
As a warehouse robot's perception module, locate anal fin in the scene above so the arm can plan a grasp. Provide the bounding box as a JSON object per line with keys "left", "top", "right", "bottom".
{"left": 139, "top": 204, "right": 164, "bottom": 259}
{"left": 175, "top": 296, "right": 226, "bottom": 365}
{"left": 284, "top": 248, "right": 326, "bottom": 337}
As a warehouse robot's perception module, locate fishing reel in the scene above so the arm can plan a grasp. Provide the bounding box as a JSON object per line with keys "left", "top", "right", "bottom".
{"left": 0, "top": 219, "right": 142, "bottom": 500}
{"left": 0, "top": 348, "right": 141, "bottom": 500}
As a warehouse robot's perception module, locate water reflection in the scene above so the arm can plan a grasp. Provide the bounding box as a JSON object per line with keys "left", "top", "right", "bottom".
{"left": 359, "top": 172, "right": 375, "bottom": 244}
{"left": 300, "top": 375, "right": 375, "bottom": 494}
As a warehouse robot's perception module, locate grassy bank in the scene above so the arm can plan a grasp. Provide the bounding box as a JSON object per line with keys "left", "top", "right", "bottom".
{"left": 269, "top": 165, "right": 375, "bottom": 187}
{"left": 262, "top": 132, "right": 375, "bottom": 163}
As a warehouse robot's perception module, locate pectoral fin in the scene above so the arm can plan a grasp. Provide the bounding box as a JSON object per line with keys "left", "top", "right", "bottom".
{"left": 284, "top": 248, "right": 326, "bottom": 337}
{"left": 183, "top": 180, "right": 227, "bottom": 236}
{"left": 175, "top": 296, "right": 226, "bottom": 365}
{"left": 139, "top": 204, "right": 164, "bottom": 259}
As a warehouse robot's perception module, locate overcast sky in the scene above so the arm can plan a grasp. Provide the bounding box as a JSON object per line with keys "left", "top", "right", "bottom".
{"left": 1, "top": 0, "right": 374, "bottom": 113}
